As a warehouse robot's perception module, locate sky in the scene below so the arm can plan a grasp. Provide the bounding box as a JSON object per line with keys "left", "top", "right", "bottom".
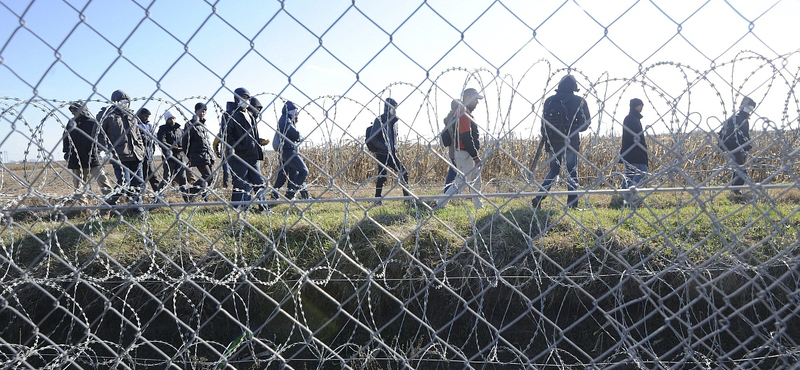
{"left": 1, "top": 0, "right": 799, "bottom": 162}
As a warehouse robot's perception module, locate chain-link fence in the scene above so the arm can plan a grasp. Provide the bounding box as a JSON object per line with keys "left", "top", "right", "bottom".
{"left": 2, "top": 1, "right": 800, "bottom": 369}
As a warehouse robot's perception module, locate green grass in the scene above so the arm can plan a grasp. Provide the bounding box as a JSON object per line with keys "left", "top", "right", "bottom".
{"left": 5, "top": 189, "right": 800, "bottom": 277}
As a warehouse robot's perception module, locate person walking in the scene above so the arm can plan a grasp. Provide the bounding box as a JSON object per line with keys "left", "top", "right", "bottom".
{"left": 441, "top": 99, "right": 461, "bottom": 194}
{"left": 368, "top": 98, "right": 410, "bottom": 205}
{"left": 157, "top": 109, "right": 189, "bottom": 201}
{"left": 270, "top": 100, "right": 310, "bottom": 201}
{"left": 224, "top": 88, "right": 270, "bottom": 211}
{"left": 719, "top": 96, "right": 756, "bottom": 195}
{"left": 98, "top": 89, "right": 146, "bottom": 216}
{"left": 136, "top": 108, "right": 165, "bottom": 194}
{"left": 531, "top": 75, "right": 592, "bottom": 209}
{"left": 62, "top": 101, "right": 114, "bottom": 199}
{"left": 182, "top": 102, "right": 216, "bottom": 200}
{"left": 432, "top": 88, "right": 484, "bottom": 211}
{"left": 619, "top": 98, "right": 648, "bottom": 206}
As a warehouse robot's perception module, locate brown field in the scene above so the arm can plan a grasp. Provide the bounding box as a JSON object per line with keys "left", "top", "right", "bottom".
{"left": 2, "top": 130, "right": 798, "bottom": 207}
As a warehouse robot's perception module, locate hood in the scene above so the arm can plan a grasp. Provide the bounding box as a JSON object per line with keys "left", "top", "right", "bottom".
{"left": 740, "top": 96, "right": 756, "bottom": 112}
{"left": 111, "top": 90, "right": 130, "bottom": 102}
{"left": 384, "top": 98, "right": 397, "bottom": 114}
{"left": 69, "top": 101, "right": 91, "bottom": 119}
{"left": 556, "top": 75, "right": 579, "bottom": 93}
{"left": 247, "top": 96, "right": 264, "bottom": 117}
{"left": 282, "top": 100, "right": 298, "bottom": 118}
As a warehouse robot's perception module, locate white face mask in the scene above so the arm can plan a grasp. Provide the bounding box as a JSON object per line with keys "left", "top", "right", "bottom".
{"left": 117, "top": 99, "right": 130, "bottom": 110}
{"left": 743, "top": 105, "right": 755, "bottom": 113}
{"left": 238, "top": 99, "right": 250, "bottom": 110}
{"left": 389, "top": 107, "right": 396, "bottom": 116}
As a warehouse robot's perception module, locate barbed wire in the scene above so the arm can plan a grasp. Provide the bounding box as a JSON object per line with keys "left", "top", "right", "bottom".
{"left": 3, "top": 0, "right": 800, "bottom": 369}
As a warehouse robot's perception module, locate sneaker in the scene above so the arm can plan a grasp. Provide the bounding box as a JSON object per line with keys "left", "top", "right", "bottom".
{"left": 531, "top": 196, "right": 544, "bottom": 208}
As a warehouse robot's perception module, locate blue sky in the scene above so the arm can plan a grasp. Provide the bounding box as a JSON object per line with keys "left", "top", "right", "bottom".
{"left": 1, "top": 0, "right": 798, "bottom": 162}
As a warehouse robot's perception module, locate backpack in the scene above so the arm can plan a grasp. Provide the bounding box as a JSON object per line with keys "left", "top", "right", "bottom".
{"left": 272, "top": 131, "right": 280, "bottom": 151}
{"left": 439, "top": 114, "right": 458, "bottom": 147}
{"left": 542, "top": 97, "right": 571, "bottom": 142}
{"left": 365, "top": 122, "right": 381, "bottom": 152}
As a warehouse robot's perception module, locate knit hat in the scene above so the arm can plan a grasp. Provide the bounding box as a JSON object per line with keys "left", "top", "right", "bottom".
{"left": 194, "top": 102, "right": 206, "bottom": 112}
{"left": 163, "top": 110, "right": 176, "bottom": 121}
{"left": 630, "top": 98, "right": 644, "bottom": 110}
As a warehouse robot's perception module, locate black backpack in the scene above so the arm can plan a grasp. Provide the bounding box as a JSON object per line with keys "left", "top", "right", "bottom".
{"left": 439, "top": 114, "right": 458, "bottom": 147}
{"left": 542, "top": 97, "right": 571, "bottom": 142}
{"left": 365, "top": 123, "right": 380, "bottom": 152}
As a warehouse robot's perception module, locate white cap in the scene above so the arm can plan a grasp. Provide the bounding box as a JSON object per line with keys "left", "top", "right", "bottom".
{"left": 462, "top": 88, "right": 484, "bottom": 103}
{"left": 163, "top": 110, "right": 176, "bottom": 121}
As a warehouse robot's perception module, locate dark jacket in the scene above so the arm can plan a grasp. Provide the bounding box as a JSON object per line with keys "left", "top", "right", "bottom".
{"left": 99, "top": 105, "right": 144, "bottom": 163}
{"left": 720, "top": 111, "right": 752, "bottom": 152}
{"left": 63, "top": 105, "right": 102, "bottom": 169}
{"left": 456, "top": 108, "right": 481, "bottom": 158}
{"left": 182, "top": 116, "right": 216, "bottom": 167}
{"left": 620, "top": 109, "right": 648, "bottom": 165}
{"left": 541, "top": 78, "right": 591, "bottom": 153}
{"left": 277, "top": 101, "right": 302, "bottom": 154}
{"left": 370, "top": 102, "right": 399, "bottom": 154}
{"left": 157, "top": 121, "right": 187, "bottom": 162}
{"left": 224, "top": 104, "right": 264, "bottom": 160}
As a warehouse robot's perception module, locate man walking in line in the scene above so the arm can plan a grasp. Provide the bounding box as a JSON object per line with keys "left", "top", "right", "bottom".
{"left": 369, "top": 98, "right": 410, "bottom": 205}
{"left": 619, "top": 98, "right": 648, "bottom": 206}
{"left": 157, "top": 109, "right": 189, "bottom": 201}
{"left": 98, "top": 89, "right": 146, "bottom": 216}
{"left": 182, "top": 103, "right": 216, "bottom": 200}
{"left": 432, "top": 88, "right": 484, "bottom": 211}
{"left": 531, "top": 75, "right": 591, "bottom": 209}
{"left": 719, "top": 96, "right": 757, "bottom": 195}
{"left": 224, "top": 88, "right": 270, "bottom": 211}
{"left": 62, "top": 101, "right": 114, "bottom": 199}
{"left": 270, "top": 100, "right": 310, "bottom": 202}
{"left": 136, "top": 108, "right": 165, "bottom": 194}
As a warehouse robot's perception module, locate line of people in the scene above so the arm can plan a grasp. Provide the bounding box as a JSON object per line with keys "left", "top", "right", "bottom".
{"left": 61, "top": 87, "right": 314, "bottom": 215}
{"left": 366, "top": 75, "right": 756, "bottom": 211}
{"left": 62, "top": 79, "right": 758, "bottom": 216}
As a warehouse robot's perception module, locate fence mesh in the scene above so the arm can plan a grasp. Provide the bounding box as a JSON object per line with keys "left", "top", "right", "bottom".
{"left": 2, "top": 1, "right": 800, "bottom": 369}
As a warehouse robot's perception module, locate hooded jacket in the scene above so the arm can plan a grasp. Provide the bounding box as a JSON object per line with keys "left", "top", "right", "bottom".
{"left": 99, "top": 91, "right": 144, "bottom": 162}
{"left": 63, "top": 102, "right": 102, "bottom": 169}
{"left": 541, "top": 76, "right": 591, "bottom": 152}
{"left": 620, "top": 109, "right": 648, "bottom": 165}
{"left": 720, "top": 110, "right": 752, "bottom": 152}
{"left": 182, "top": 115, "right": 216, "bottom": 167}
{"left": 370, "top": 99, "right": 399, "bottom": 154}
{"left": 277, "top": 101, "right": 302, "bottom": 153}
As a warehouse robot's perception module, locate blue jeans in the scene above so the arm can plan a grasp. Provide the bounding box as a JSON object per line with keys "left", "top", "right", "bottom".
{"left": 375, "top": 151, "right": 409, "bottom": 198}
{"left": 622, "top": 163, "right": 648, "bottom": 189}
{"left": 109, "top": 160, "right": 144, "bottom": 208}
{"left": 443, "top": 157, "right": 457, "bottom": 193}
{"left": 272, "top": 151, "right": 308, "bottom": 200}
{"left": 229, "top": 155, "right": 265, "bottom": 204}
{"left": 540, "top": 148, "right": 579, "bottom": 207}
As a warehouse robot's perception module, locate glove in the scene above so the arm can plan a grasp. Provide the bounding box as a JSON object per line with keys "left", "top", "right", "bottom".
{"left": 259, "top": 138, "right": 270, "bottom": 146}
